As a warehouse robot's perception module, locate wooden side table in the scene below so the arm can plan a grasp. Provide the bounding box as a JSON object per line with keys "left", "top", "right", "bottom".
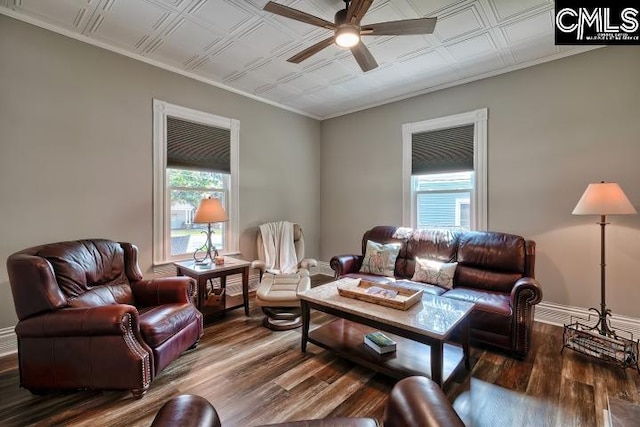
{"left": 175, "top": 258, "right": 251, "bottom": 320}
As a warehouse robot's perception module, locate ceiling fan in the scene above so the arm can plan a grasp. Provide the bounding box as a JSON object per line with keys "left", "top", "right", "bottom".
{"left": 263, "top": 0, "right": 437, "bottom": 72}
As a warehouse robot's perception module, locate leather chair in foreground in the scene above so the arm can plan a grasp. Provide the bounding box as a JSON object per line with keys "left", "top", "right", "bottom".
{"left": 151, "top": 376, "right": 465, "bottom": 427}
{"left": 7, "top": 239, "right": 203, "bottom": 399}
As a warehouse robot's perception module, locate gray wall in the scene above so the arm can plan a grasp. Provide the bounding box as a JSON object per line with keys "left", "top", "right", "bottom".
{"left": 321, "top": 46, "right": 640, "bottom": 318}
{"left": 0, "top": 15, "right": 321, "bottom": 328}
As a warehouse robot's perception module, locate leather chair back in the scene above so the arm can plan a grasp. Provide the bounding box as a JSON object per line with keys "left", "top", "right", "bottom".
{"left": 7, "top": 239, "right": 135, "bottom": 320}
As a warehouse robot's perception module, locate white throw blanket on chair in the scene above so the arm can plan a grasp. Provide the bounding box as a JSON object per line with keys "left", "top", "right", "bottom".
{"left": 260, "top": 221, "right": 298, "bottom": 275}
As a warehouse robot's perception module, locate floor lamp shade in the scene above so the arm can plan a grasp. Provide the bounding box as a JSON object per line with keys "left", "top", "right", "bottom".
{"left": 572, "top": 182, "right": 636, "bottom": 216}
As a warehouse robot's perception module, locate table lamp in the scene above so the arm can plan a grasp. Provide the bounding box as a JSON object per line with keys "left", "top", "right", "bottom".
{"left": 572, "top": 181, "right": 636, "bottom": 337}
{"left": 193, "top": 197, "right": 228, "bottom": 265}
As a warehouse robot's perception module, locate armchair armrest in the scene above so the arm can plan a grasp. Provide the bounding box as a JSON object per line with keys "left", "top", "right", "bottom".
{"left": 383, "top": 376, "right": 465, "bottom": 427}
{"left": 131, "top": 277, "right": 195, "bottom": 307}
{"left": 330, "top": 255, "right": 363, "bottom": 278}
{"left": 15, "top": 305, "right": 140, "bottom": 337}
{"left": 300, "top": 258, "right": 317, "bottom": 270}
{"left": 251, "top": 260, "right": 266, "bottom": 281}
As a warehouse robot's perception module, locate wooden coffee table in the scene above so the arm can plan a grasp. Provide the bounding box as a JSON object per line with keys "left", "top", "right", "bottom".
{"left": 298, "top": 278, "right": 475, "bottom": 388}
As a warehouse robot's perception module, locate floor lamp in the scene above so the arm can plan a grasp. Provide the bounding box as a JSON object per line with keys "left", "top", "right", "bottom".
{"left": 572, "top": 181, "right": 637, "bottom": 337}
{"left": 193, "top": 197, "right": 229, "bottom": 265}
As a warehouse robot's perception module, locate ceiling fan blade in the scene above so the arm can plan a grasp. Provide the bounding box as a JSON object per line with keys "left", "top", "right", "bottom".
{"left": 346, "top": 0, "right": 373, "bottom": 24}
{"left": 362, "top": 17, "right": 437, "bottom": 35}
{"left": 264, "top": 1, "right": 336, "bottom": 30}
{"left": 287, "top": 36, "right": 335, "bottom": 63}
{"left": 350, "top": 42, "right": 378, "bottom": 72}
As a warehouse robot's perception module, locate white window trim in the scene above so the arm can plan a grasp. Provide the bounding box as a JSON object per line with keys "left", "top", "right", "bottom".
{"left": 153, "top": 99, "right": 239, "bottom": 265}
{"left": 402, "top": 108, "right": 488, "bottom": 231}
{"left": 455, "top": 197, "right": 470, "bottom": 227}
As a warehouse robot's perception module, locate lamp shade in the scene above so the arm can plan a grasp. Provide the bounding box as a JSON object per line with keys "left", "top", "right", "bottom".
{"left": 572, "top": 182, "right": 637, "bottom": 215}
{"left": 193, "top": 197, "right": 228, "bottom": 224}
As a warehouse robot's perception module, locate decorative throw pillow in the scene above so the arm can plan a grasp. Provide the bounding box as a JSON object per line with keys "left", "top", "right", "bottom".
{"left": 359, "top": 240, "right": 401, "bottom": 277}
{"left": 412, "top": 257, "right": 458, "bottom": 289}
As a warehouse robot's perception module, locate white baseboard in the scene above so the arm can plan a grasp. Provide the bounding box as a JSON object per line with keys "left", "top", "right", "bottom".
{"left": 0, "top": 327, "right": 16, "bottom": 357}
{"left": 535, "top": 302, "right": 640, "bottom": 339}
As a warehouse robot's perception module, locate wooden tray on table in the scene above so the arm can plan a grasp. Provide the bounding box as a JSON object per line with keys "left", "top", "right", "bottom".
{"left": 337, "top": 279, "right": 423, "bottom": 311}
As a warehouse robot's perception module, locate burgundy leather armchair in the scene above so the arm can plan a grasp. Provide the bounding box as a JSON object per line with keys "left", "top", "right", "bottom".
{"left": 7, "top": 239, "right": 203, "bottom": 399}
{"left": 151, "top": 376, "right": 464, "bottom": 427}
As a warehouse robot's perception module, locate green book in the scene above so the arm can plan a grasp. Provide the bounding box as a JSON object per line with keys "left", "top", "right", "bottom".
{"left": 364, "top": 331, "right": 397, "bottom": 354}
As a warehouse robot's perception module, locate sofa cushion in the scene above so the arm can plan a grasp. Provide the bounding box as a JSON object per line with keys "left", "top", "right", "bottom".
{"left": 443, "top": 287, "right": 512, "bottom": 336}
{"left": 456, "top": 231, "right": 525, "bottom": 293}
{"left": 359, "top": 240, "right": 401, "bottom": 277}
{"left": 138, "top": 304, "right": 201, "bottom": 348}
{"left": 411, "top": 258, "right": 458, "bottom": 289}
{"left": 401, "top": 228, "right": 461, "bottom": 278}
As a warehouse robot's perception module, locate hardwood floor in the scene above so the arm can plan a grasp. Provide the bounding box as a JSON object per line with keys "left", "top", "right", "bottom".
{"left": 0, "top": 303, "right": 638, "bottom": 426}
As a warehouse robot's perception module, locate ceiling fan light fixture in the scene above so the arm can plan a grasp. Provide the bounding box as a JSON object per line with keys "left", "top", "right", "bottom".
{"left": 335, "top": 24, "right": 360, "bottom": 48}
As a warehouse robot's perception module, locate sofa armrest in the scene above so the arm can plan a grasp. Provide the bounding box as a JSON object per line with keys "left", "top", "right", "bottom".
{"left": 510, "top": 277, "right": 543, "bottom": 359}
{"left": 15, "top": 305, "right": 140, "bottom": 337}
{"left": 131, "top": 277, "right": 195, "bottom": 307}
{"left": 330, "top": 255, "right": 363, "bottom": 278}
{"left": 383, "top": 376, "right": 464, "bottom": 427}
{"left": 511, "top": 277, "right": 543, "bottom": 308}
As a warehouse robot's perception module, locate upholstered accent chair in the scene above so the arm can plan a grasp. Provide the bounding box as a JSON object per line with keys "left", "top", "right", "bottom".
{"left": 252, "top": 222, "right": 317, "bottom": 330}
{"left": 6, "top": 239, "right": 203, "bottom": 399}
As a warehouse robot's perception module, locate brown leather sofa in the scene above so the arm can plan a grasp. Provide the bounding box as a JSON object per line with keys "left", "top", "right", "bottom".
{"left": 151, "top": 376, "right": 465, "bottom": 427}
{"left": 330, "top": 226, "right": 543, "bottom": 359}
{"left": 7, "top": 239, "right": 203, "bottom": 398}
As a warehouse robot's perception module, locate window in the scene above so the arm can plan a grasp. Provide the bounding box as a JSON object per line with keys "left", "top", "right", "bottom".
{"left": 168, "top": 169, "right": 227, "bottom": 256}
{"left": 153, "top": 100, "right": 239, "bottom": 264}
{"left": 402, "top": 109, "right": 487, "bottom": 231}
{"left": 413, "top": 172, "right": 473, "bottom": 229}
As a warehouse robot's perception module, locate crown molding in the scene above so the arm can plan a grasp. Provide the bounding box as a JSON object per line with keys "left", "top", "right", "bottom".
{"left": 0, "top": 6, "right": 605, "bottom": 121}
{"left": 0, "top": 7, "right": 322, "bottom": 121}
{"left": 321, "top": 45, "right": 604, "bottom": 120}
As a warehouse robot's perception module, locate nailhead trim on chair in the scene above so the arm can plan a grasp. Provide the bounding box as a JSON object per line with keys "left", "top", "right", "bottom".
{"left": 120, "top": 313, "right": 151, "bottom": 390}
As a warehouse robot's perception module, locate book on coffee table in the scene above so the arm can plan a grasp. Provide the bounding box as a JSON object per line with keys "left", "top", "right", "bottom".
{"left": 364, "top": 331, "right": 397, "bottom": 354}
